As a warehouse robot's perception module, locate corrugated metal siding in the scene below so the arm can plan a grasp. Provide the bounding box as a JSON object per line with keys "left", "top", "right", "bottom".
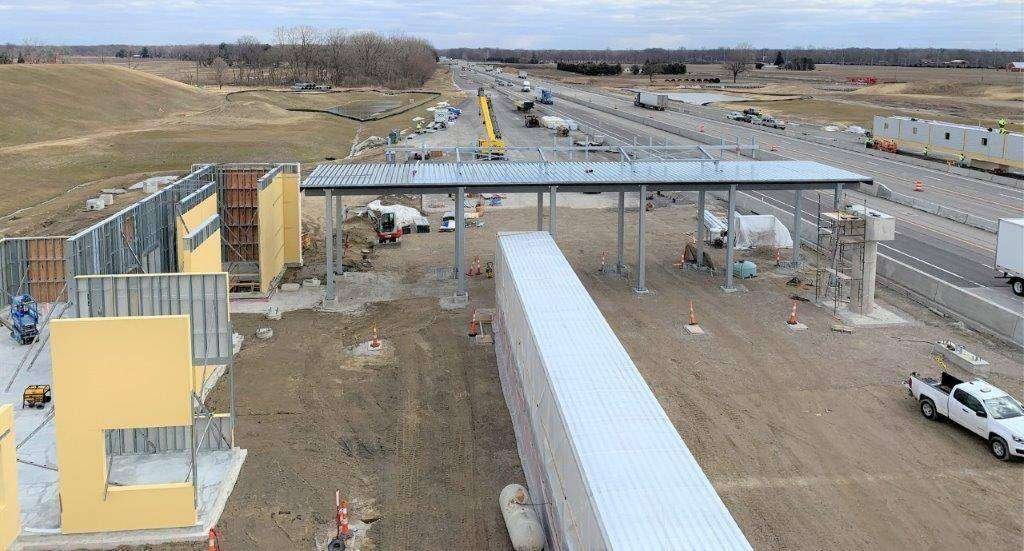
{"left": 105, "top": 414, "right": 233, "bottom": 455}
{"left": 495, "top": 231, "right": 751, "bottom": 551}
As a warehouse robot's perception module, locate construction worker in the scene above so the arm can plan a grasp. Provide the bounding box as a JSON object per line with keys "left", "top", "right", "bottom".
{"left": 923, "top": 145, "right": 929, "bottom": 157}
{"left": 958, "top": 152, "right": 966, "bottom": 167}
{"left": 998, "top": 118, "right": 1007, "bottom": 134}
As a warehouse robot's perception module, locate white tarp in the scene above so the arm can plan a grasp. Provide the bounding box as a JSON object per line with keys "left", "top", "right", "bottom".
{"left": 732, "top": 214, "right": 793, "bottom": 250}
{"left": 366, "top": 200, "right": 423, "bottom": 229}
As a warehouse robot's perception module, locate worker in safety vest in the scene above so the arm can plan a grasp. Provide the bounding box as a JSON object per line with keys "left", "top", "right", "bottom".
{"left": 998, "top": 118, "right": 1007, "bottom": 134}
{"left": 958, "top": 153, "right": 966, "bottom": 166}
{"left": 923, "top": 145, "right": 929, "bottom": 157}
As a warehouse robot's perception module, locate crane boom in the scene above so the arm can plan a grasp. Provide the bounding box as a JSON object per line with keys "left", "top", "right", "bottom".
{"left": 476, "top": 87, "right": 505, "bottom": 158}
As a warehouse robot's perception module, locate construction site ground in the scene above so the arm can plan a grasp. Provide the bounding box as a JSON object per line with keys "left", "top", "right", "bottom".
{"left": 150, "top": 190, "right": 1023, "bottom": 550}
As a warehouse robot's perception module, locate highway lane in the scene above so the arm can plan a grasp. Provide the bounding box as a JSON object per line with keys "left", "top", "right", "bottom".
{"left": 534, "top": 80, "right": 1024, "bottom": 224}
{"left": 459, "top": 69, "right": 1021, "bottom": 305}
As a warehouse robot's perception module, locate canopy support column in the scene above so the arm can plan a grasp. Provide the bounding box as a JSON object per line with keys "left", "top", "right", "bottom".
{"left": 722, "top": 185, "right": 738, "bottom": 293}
{"left": 635, "top": 185, "right": 649, "bottom": 294}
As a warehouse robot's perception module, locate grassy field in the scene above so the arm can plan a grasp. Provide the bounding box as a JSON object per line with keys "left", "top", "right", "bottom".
{"left": 0, "top": 63, "right": 464, "bottom": 235}
{"left": 517, "top": 62, "right": 1023, "bottom": 129}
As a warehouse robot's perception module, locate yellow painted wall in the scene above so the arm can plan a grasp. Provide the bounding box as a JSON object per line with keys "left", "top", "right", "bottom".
{"left": 50, "top": 316, "right": 197, "bottom": 534}
{"left": 176, "top": 194, "right": 218, "bottom": 271}
{"left": 258, "top": 174, "right": 285, "bottom": 293}
{"left": 179, "top": 228, "right": 222, "bottom": 274}
{"left": 281, "top": 172, "right": 303, "bottom": 267}
{"left": 0, "top": 405, "right": 19, "bottom": 549}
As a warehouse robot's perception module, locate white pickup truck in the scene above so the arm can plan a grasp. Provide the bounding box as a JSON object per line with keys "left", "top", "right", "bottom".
{"left": 906, "top": 371, "right": 1024, "bottom": 461}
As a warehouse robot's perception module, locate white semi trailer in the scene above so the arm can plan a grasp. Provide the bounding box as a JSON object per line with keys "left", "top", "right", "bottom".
{"left": 995, "top": 218, "right": 1024, "bottom": 296}
{"left": 634, "top": 91, "right": 667, "bottom": 111}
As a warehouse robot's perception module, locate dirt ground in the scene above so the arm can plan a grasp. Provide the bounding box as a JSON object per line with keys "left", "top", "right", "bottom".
{"left": 192, "top": 190, "right": 1023, "bottom": 550}
{"left": 515, "top": 62, "right": 1023, "bottom": 130}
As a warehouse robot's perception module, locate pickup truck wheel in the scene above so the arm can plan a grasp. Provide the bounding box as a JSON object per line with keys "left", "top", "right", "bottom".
{"left": 919, "top": 397, "right": 938, "bottom": 420}
{"left": 990, "top": 436, "right": 1011, "bottom": 461}
{"left": 1010, "top": 278, "right": 1024, "bottom": 297}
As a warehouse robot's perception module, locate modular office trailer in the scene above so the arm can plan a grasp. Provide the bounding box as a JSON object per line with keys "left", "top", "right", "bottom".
{"left": 493, "top": 231, "right": 751, "bottom": 550}
{"left": 873, "top": 115, "right": 1024, "bottom": 174}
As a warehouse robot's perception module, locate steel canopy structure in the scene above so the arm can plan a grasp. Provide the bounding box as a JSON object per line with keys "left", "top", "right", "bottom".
{"left": 300, "top": 159, "right": 872, "bottom": 195}
{"left": 302, "top": 157, "right": 872, "bottom": 300}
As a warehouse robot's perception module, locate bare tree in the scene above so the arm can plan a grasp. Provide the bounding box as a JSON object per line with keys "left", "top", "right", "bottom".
{"left": 724, "top": 43, "right": 753, "bottom": 83}
{"left": 211, "top": 57, "right": 228, "bottom": 88}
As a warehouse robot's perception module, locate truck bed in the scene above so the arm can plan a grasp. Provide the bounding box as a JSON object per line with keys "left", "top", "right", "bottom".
{"left": 914, "top": 371, "right": 963, "bottom": 395}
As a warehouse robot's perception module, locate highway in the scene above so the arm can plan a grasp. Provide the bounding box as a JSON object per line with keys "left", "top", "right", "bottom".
{"left": 455, "top": 68, "right": 1023, "bottom": 311}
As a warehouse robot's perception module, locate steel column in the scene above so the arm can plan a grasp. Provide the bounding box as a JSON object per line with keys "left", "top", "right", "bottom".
{"left": 696, "top": 190, "right": 706, "bottom": 267}
{"left": 334, "top": 198, "right": 345, "bottom": 275}
{"left": 324, "top": 190, "right": 335, "bottom": 300}
{"left": 536, "top": 192, "right": 543, "bottom": 231}
{"left": 455, "top": 187, "right": 467, "bottom": 296}
{"left": 616, "top": 191, "right": 625, "bottom": 274}
{"left": 548, "top": 186, "right": 557, "bottom": 239}
{"left": 635, "top": 185, "right": 648, "bottom": 293}
{"left": 834, "top": 183, "right": 843, "bottom": 211}
{"left": 792, "top": 190, "right": 803, "bottom": 266}
{"left": 722, "top": 185, "right": 737, "bottom": 291}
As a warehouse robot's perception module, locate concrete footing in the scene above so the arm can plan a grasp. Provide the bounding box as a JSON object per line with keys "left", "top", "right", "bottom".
{"left": 440, "top": 294, "right": 469, "bottom": 311}
{"left": 684, "top": 324, "right": 706, "bottom": 335}
{"left": 786, "top": 322, "right": 808, "bottom": 331}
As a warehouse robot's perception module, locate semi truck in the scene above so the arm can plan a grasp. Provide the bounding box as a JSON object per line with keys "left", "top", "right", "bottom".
{"left": 995, "top": 218, "right": 1024, "bottom": 296}
{"left": 634, "top": 91, "right": 667, "bottom": 111}
{"left": 535, "top": 88, "right": 554, "bottom": 105}
{"left": 906, "top": 371, "right": 1024, "bottom": 461}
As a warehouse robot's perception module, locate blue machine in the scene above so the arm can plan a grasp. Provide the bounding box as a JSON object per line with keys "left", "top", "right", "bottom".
{"left": 537, "top": 89, "right": 554, "bottom": 105}
{"left": 10, "top": 294, "right": 39, "bottom": 345}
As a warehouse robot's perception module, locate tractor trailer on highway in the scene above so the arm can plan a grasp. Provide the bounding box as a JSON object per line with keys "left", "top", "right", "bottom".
{"left": 634, "top": 91, "right": 667, "bottom": 111}
{"left": 995, "top": 218, "right": 1024, "bottom": 296}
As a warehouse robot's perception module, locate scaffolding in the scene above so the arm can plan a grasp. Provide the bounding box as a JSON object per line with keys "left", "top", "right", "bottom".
{"left": 815, "top": 211, "right": 867, "bottom": 316}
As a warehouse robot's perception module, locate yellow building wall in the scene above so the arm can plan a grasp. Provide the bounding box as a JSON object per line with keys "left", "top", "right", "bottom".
{"left": 50, "top": 316, "right": 197, "bottom": 534}
{"left": 0, "top": 405, "right": 19, "bottom": 549}
{"left": 258, "top": 175, "right": 285, "bottom": 293}
{"left": 179, "top": 228, "right": 222, "bottom": 274}
{"left": 176, "top": 194, "right": 218, "bottom": 271}
{"left": 280, "top": 172, "right": 303, "bottom": 267}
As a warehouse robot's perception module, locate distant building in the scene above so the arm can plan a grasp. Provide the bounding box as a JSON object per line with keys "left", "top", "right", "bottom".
{"left": 1007, "top": 62, "right": 1024, "bottom": 72}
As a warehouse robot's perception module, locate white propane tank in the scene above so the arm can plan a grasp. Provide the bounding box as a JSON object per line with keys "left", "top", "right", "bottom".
{"left": 499, "top": 484, "right": 545, "bottom": 551}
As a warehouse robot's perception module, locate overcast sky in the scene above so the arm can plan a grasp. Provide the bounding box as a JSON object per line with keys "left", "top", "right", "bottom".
{"left": 1, "top": 0, "right": 1021, "bottom": 50}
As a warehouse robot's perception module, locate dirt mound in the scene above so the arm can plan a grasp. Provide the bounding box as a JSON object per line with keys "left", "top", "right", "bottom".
{"left": 0, "top": 64, "right": 215, "bottom": 147}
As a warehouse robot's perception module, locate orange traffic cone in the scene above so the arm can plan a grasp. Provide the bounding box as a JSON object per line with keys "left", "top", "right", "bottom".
{"left": 774, "top": 248, "right": 781, "bottom": 266}
{"left": 468, "top": 315, "right": 479, "bottom": 337}
{"left": 600, "top": 252, "right": 607, "bottom": 271}
{"left": 787, "top": 301, "right": 799, "bottom": 325}
{"left": 339, "top": 499, "right": 351, "bottom": 539}
{"left": 698, "top": 124, "right": 705, "bottom": 133}
{"left": 913, "top": 180, "right": 924, "bottom": 192}
{"left": 687, "top": 300, "right": 699, "bottom": 326}
{"left": 370, "top": 325, "right": 381, "bottom": 349}
{"left": 770, "top": 143, "right": 778, "bottom": 152}
{"left": 207, "top": 528, "right": 220, "bottom": 551}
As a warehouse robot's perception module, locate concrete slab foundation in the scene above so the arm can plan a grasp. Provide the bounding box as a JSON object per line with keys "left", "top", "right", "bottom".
{"left": 827, "top": 301, "right": 909, "bottom": 327}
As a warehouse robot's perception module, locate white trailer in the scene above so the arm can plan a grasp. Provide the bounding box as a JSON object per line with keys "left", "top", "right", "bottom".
{"left": 872, "top": 115, "right": 1023, "bottom": 174}
{"left": 634, "top": 91, "right": 667, "bottom": 111}
{"left": 493, "top": 231, "right": 751, "bottom": 551}
{"left": 996, "top": 218, "right": 1024, "bottom": 296}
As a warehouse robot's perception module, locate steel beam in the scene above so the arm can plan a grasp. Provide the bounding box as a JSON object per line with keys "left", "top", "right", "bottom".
{"left": 324, "top": 190, "right": 335, "bottom": 300}
{"left": 455, "top": 187, "right": 467, "bottom": 296}
{"left": 834, "top": 183, "right": 843, "bottom": 211}
{"left": 536, "top": 192, "right": 543, "bottom": 231}
{"left": 335, "top": 198, "right": 345, "bottom": 275}
{"left": 792, "top": 190, "right": 803, "bottom": 266}
{"left": 696, "top": 190, "right": 706, "bottom": 267}
{"left": 722, "top": 185, "right": 737, "bottom": 292}
{"left": 548, "top": 186, "right": 557, "bottom": 239}
{"left": 616, "top": 191, "right": 625, "bottom": 274}
{"left": 635, "top": 185, "right": 648, "bottom": 293}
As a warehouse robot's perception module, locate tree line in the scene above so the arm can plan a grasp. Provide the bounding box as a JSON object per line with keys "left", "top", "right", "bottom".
{"left": 441, "top": 46, "right": 1020, "bottom": 69}
{"left": 555, "top": 61, "right": 623, "bottom": 76}
{"left": 1, "top": 28, "right": 438, "bottom": 89}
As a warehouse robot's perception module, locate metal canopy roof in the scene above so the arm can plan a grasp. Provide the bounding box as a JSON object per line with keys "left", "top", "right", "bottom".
{"left": 301, "top": 159, "right": 872, "bottom": 195}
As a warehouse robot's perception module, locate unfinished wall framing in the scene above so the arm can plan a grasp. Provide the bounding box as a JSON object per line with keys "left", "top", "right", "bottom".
{"left": 73, "top": 272, "right": 232, "bottom": 366}
{"left": 0, "top": 236, "right": 69, "bottom": 303}
{"left": 65, "top": 165, "right": 216, "bottom": 307}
